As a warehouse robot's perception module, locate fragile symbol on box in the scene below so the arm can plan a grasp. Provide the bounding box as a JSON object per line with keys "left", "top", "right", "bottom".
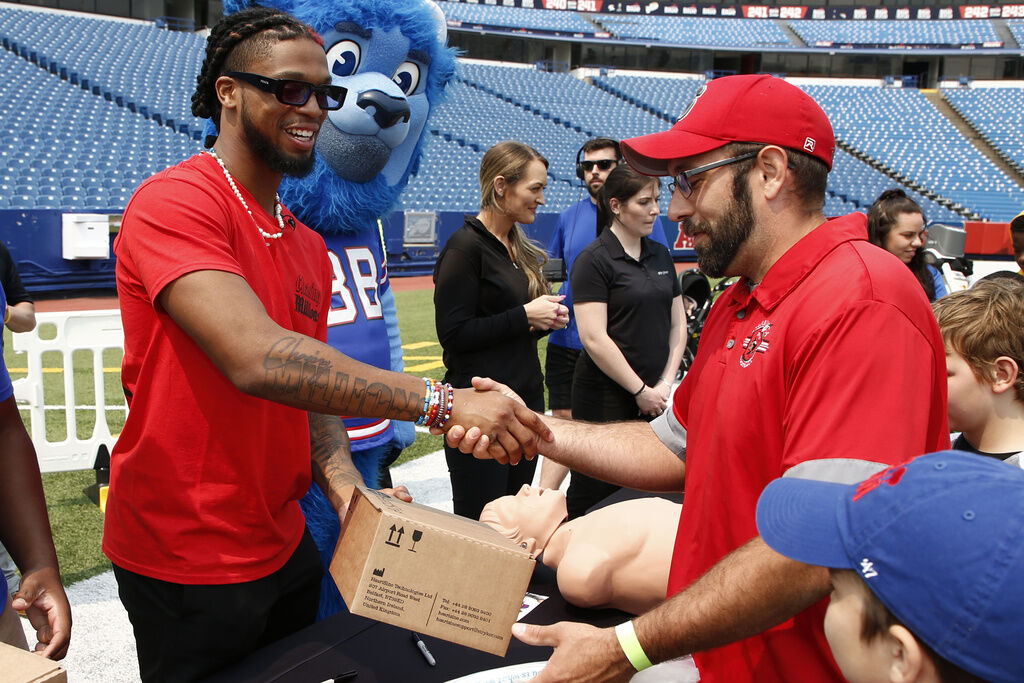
{"left": 385, "top": 524, "right": 425, "bottom": 552}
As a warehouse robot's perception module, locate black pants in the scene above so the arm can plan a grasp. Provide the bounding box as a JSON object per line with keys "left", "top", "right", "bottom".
{"left": 113, "top": 528, "right": 322, "bottom": 683}
{"left": 446, "top": 444, "right": 538, "bottom": 520}
{"left": 544, "top": 343, "right": 581, "bottom": 412}
{"left": 445, "top": 393, "right": 542, "bottom": 520}
{"left": 568, "top": 354, "right": 650, "bottom": 519}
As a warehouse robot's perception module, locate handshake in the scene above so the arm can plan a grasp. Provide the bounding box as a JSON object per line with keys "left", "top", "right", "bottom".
{"left": 436, "top": 376, "right": 550, "bottom": 465}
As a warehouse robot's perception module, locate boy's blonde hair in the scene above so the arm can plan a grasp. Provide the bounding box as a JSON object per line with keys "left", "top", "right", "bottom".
{"left": 932, "top": 278, "right": 1024, "bottom": 402}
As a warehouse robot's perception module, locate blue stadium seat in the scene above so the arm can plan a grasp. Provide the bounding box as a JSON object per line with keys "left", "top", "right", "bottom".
{"left": 941, "top": 86, "right": 1024, "bottom": 174}
{"left": 789, "top": 19, "right": 1000, "bottom": 47}
{"left": 596, "top": 15, "right": 792, "bottom": 48}
{"left": 10, "top": 194, "right": 34, "bottom": 207}
{"left": 0, "top": 3, "right": 1017, "bottom": 222}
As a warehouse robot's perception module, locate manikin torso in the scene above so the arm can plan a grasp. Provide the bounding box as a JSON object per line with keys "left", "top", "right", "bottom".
{"left": 480, "top": 486, "right": 680, "bottom": 615}
{"left": 542, "top": 497, "right": 679, "bottom": 615}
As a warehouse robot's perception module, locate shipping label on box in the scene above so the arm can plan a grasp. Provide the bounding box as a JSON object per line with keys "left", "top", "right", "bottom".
{"left": 330, "top": 486, "right": 535, "bottom": 656}
{"left": 0, "top": 642, "right": 67, "bottom": 682}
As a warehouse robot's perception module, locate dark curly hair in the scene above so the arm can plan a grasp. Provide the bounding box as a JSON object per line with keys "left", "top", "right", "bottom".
{"left": 867, "top": 189, "right": 935, "bottom": 300}
{"left": 191, "top": 6, "right": 321, "bottom": 130}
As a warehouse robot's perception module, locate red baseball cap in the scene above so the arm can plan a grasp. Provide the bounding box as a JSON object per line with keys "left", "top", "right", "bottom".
{"left": 621, "top": 74, "right": 835, "bottom": 175}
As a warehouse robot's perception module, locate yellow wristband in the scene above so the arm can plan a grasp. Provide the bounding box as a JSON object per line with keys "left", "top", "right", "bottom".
{"left": 3, "top": 307, "right": 10, "bottom": 324}
{"left": 615, "top": 620, "right": 653, "bottom": 672}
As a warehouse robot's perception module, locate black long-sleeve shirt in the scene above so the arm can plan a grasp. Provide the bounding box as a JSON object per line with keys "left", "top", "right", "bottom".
{"left": 0, "top": 243, "right": 32, "bottom": 304}
{"left": 433, "top": 216, "right": 543, "bottom": 406}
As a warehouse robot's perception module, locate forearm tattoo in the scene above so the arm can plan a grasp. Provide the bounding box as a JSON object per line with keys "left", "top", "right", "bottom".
{"left": 309, "top": 412, "right": 361, "bottom": 504}
{"left": 265, "top": 336, "right": 422, "bottom": 419}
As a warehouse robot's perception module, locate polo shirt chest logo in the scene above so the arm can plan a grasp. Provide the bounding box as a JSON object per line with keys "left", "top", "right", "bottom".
{"left": 739, "top": 320, "right": 772, "bottom": 368}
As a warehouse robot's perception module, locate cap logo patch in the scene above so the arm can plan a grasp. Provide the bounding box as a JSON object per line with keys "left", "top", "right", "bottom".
{"left": 852, "top": 464, "right": 907, "bottom": 502}
{"left": 803, "top": 137, "right": 816, "bottom": 152}
{"left": 859, "top": 558, "right": 878, "bottom": 579}
{"left": 678, "top": 83, "right": 707, "bottom": 122}
{"left": 739, "top": 319, "right": 772, "bottom": 368}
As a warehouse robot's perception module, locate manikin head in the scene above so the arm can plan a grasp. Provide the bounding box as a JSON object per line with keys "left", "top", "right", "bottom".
{"left": 479, "top": 485, "right": 567, "bottom": 557}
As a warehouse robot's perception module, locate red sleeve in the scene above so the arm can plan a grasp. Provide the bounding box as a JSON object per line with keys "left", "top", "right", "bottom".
{"left": 670, "top": 287, "right": 736, "bottom": 431}
{"left": 782, "top": 300, "right": 949, "bottom": 471}
{"left": 316, "top": 240, "right": 331, "bottom": 343}
{"left": 118, "top": 173, "right": 245, "bottom": 304}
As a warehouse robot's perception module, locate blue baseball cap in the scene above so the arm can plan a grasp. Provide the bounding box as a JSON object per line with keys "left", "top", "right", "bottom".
{"left": 756, "top": 451, "right": 1024, "bottom": 683}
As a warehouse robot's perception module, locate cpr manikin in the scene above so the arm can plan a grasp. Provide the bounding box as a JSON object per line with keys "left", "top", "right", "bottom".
{"left": 480, "top": 485, "right": 680, "bottom": 615}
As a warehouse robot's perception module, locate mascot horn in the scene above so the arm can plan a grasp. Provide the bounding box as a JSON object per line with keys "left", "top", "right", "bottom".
{"left": 215, "top": 0, "right": 456, "bottom": 621}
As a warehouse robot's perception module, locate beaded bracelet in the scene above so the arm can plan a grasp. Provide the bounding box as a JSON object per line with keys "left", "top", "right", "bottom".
{"left": 416, "top": 378, "right": 437, "bottom": 426}
{"left": 415, "top": 378, "right": 455, "bottom": 429}
{"left": 431, "top": 383, "right": 454, "bottom": 429}
{"left": 415, "top": 376, "right": 432, "bottom": 423}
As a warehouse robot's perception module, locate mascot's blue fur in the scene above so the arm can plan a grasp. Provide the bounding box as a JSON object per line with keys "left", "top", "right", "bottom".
{"left": 220, "top": 0, "right": 455, "bottom": 621}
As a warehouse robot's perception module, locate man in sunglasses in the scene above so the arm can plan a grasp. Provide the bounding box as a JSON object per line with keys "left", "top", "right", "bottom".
{"left": 540, "top": 138, "right": 669, "bottom": 491}
{"left": 450, "top": 75, "right": 949, "bottom": 683}
{"left": 106, "top": 7, "right": 549, "bottom": 680}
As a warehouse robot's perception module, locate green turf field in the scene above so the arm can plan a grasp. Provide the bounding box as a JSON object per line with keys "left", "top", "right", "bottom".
{"left": 3, "top": 287, "right": 550, "bottom": 585}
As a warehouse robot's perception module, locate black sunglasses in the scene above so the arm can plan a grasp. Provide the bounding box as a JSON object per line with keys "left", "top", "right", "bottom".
{"left": 668, "top": 152, "right": 758, "bottom": 198}
{"left": 225, "top": 71, "right": 346, "bottom": 111}
{"left": 580, "top": 159, "right": 616, "bottom": 172}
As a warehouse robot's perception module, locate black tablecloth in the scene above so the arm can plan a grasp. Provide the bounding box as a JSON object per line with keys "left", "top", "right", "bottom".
{"left": 204, "top": 562, "right": 627, "bottom": 683}
{"left": 207, "top": 489, "right": 683, "bottom": 683}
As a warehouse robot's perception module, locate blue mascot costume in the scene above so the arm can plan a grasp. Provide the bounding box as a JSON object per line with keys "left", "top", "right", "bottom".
{"left": 214, "top": 0, "right": 456, "bottom": 620}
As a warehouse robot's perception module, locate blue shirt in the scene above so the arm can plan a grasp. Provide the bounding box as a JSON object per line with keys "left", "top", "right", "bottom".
{"left": 321, "top": 231, "right": 395, "bottom": 450}
{"left": 928, "top": 264, "right": 948, "bottom": 301}
{"left": 0, "top": 283, "right": 11, "bottom": 401}
{"left": 547, "top": 198, "right": 670, "bottom": 349}
{"left": 0, "top": 282, "right": 9, "bottom": 608}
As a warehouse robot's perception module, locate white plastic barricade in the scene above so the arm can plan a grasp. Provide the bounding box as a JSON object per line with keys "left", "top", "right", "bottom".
{"left": 11, "top": 309, "right": 125, "bottom": 473}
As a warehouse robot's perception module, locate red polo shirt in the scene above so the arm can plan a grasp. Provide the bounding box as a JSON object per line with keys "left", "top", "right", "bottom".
{"left": 669, "top": 213, "right": 949, "bottom": 682}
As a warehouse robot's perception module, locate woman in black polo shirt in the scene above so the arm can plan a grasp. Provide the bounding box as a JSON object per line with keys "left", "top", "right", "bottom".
{"left": 567, "top": 165, "right": 685, "bottom": 518}
{"left": 433, "top": 141, "right": 569, "bottom": 520}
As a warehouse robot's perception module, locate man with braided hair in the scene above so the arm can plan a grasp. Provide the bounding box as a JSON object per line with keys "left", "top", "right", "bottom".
{"left": 104, "top": 8, "right": 549, "bottom": 680}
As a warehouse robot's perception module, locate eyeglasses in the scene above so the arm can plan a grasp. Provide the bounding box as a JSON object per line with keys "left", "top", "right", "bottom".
{"left": 225, "top": 71, "right": 346, "bottom": 111}
{"left": 668, "top": 152, "right": 758, "bottom": 198}
{"left": 579, "top": 159, "right": 616, "bottom": 172}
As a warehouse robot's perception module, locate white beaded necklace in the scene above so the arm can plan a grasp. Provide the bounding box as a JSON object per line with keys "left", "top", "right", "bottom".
{"left": 207, "top": 149, "right": 285, "bottom": 245}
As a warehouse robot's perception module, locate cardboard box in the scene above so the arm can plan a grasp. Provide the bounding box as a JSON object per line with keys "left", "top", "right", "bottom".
{"left": 0, "top": 642, "right": 67, "bottom": 682}
{"left": 330, "top": 486, "right": 535, "bottom": 656}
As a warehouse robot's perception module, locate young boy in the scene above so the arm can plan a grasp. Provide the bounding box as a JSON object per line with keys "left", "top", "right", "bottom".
{"left": 756, "top": 451, "right": 1024, "bottom": 683}
{"left": 0, "top": 285, "right": 71, "bottom": 658}
{"left": 932, "top": 277, "right": 1024, "bottom": 465}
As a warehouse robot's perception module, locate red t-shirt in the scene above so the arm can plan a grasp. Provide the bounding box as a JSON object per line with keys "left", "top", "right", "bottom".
{"left": 103, "top": 153, "right": 332, "bottom": 584}
{"left": 670, "top": 213, "right": 950, "bottom": 682}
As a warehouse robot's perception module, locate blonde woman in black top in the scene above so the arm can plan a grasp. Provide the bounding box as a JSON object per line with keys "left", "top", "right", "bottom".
{"left": 433, "top": 141, "right": 569, "bottom": 519}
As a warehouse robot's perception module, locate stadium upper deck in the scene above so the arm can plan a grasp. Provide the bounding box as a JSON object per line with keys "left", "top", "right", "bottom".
{"left": 0, "top": 1, "right": 1020, "bottom": 223}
